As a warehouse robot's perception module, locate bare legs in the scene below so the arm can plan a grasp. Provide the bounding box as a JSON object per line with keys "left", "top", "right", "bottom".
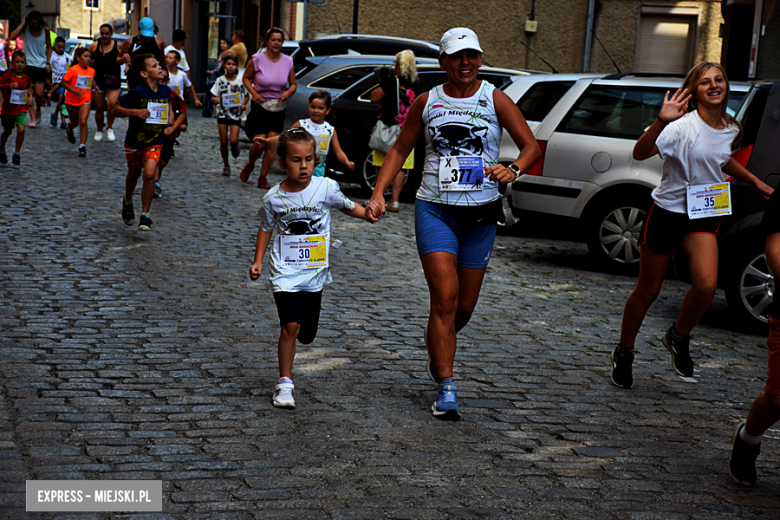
{"left": 421, "top": 252, "right": 487, "bottom": 379}
{"left": 93, "top": 88, "right": 118, "bottom": 133}
{"left": 389, "top": 170, "right": 405, "bottom": 205}
{"left": 66, "top": 103, "right": 91, "bottom": 145}
{"left": 619, "top": 233, "right": 718, "bottom": 347}
{"left": 125, "top": 158, "right": 158, "bottom": 213}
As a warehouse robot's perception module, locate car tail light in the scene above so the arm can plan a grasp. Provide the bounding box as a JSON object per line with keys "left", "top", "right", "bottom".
{"left": 525, "top": 140, "right": 547, "bottom": 176}
{"left": 732, "top": 144, "right": 754, "bottom": 168}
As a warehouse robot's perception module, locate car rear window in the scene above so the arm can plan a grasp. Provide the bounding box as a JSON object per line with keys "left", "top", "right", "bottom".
{"left": 737, "top": 86, "right": 769, "bottom": 148}
{"left": 516, "top": 81, "right": 575, "bottom": 122}
{"left": 728, "top": 91, "right": 747, "bottom": 117}
{"left": 308, "top": 66, "right": 377, "bottom": 90}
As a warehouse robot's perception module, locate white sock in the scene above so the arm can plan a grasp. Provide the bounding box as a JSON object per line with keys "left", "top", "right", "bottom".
{"left": 278, "top": 377, "right": 292, "bottom": 384}
{"left": 740, "top": 425, "right": 763, "bottom": 446}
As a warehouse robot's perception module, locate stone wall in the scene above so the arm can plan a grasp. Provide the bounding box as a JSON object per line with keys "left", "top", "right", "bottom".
{"left": 306, "top": 0, "right": 724, "bottom": 74}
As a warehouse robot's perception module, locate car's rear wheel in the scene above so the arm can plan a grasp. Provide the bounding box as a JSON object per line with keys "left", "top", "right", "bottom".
{"left": 360, "top": 150, "right": 408, "bottom": 196}
{"left": 725, "top": 248, "right": 774, "bottom": 327}
{"left": 586, "top": 193, "right": 649, "bottom": 269}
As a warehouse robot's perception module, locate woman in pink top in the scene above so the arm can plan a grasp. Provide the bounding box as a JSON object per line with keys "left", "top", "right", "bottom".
{"left": 240, "top": 28, "right": 296, "bottom": 189}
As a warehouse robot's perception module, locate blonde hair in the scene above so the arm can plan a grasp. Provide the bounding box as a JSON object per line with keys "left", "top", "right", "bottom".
{"left": 395, "top": 50, "right": 418, "bottom": 83}
{"left": 680, "top": 61, "right": 742, "bottom": 149}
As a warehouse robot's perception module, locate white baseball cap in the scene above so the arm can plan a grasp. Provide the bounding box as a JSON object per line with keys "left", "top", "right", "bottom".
{"left": 439, "top": 27, "right": 483, "bottom": 56}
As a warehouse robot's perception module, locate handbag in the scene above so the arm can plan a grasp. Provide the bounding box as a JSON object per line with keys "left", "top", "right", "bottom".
{"left": 368, "top": 78, "right": 400, "bottom": 154}
{"left": 103, "top": 74, "right": 121, "bottom": 89}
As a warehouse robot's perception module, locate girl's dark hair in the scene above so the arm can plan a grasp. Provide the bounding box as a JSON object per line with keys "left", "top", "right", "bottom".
{"left": 277, "top": 127, "right": 319, "bottom": 167}
{"left": 222, "top": 53, "right": 238, "bottom": 67}
{"left": 74, "top": 46, "right": 91, "bottom": 60}
{"left": 309, "top": 90, "right": 332, "bottom": 108}
{"left": 99, "top": 23, "right": 113, "bottom": 34}
{"left": 265, "top": 27, "right": 285, "bottom": 42}
{"left": 26, "top": 11, "right": 45, "bottom": 26}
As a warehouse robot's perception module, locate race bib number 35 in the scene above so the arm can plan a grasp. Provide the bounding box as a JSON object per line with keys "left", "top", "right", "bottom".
{"left": 146, "top": 102, "right": 169, "bottom": 125}
{"left": 438, "top": 156, "right": 484, "bottom": 191}
{"left": 686, "top": 183, "right": 732, "bottom": 219}
{"left": 280, "top": 234, "right": 328, "bottom": 269}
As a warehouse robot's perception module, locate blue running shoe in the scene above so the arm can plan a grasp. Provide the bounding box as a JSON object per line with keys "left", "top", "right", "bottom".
{"left": 60, "top": 121, "right": 68, "bottom": 129}
{"left": 432, "top": 384, "right": 461, "bottom": 420}
{"left": 50, "top": 113, "right": 58, "bottom": 126}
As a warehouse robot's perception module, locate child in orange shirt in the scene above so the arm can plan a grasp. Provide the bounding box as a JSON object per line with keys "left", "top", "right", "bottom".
{"left": 61, "top": 47, "right": 94, "bottom": 157}
{"left": 0, "top": 51, "right": 34, "bottom": 166}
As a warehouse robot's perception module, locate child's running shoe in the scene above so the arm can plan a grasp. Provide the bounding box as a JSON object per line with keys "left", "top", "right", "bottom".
{"left": 662, "top": 324, "right": 694, "bottom": 377}
{"left": 94, "top": 131, "right": 103, "bottom": 142}
{"left": 12, "top": 153, "right": 20, "bottom": 166}
{"left": 273, "top": 382, "right": 295, "bottom": 408}
{"left": 258, "top": 176, "right": 271, "bottom": 190}
{"left": 60, "top": 121, "right": 68, "bottom": 129}
{"left": 106, "top": 129, "right": 116, "bottom": 142}
{"left": 138, "top": 214, "right": 153, "bottom": 231}
{"left": 50, "top": 113, "right": 58, "bottom": 126}
{"left": 222, "top": 166, "right": 231, "bottom": 177}
{"left": 78, "top": 145, "right": 87, "bottom": 157}
{"left": 153, "top": 182, "right": 162, "bottom": 198}
{"left": 29, "top": 117, "right": 37, "bottom": 128}
{"left": 729, "top": 422, "right": 760, "bottom": 486}
{"left": 66, "top": 128, "right": 76, "bottom": 144}
{"left": 610, "top": 346, "right": 634, "bottom": 389}
{"left": 231, "top": 145, "right": 240, "bottom": 159}
{"left": 0, "top": 150, "right": 7, "bottom": 165}
{"left": 239, "top": 163, "right": 253, "bottom": 182}
{"left": 121, "top": 199, "right": 135, "bottom": 226}
{"left": 432, "top": 384, "right": 461, "bottom": 420}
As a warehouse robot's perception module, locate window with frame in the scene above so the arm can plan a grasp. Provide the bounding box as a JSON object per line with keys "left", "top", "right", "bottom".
{"left": 308, "top": 66, "right": 377, "bottom": 90}
{"left": 516, "top": 81, "right": 575, "bottom": 122}
{"left": 84, "top": 0, "right": 101, "bottom": 11}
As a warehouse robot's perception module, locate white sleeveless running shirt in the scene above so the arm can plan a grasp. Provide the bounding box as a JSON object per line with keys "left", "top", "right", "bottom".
{"left": 417, "top": 81, "right": 501, "bottom": 206}
{"left": 299, "top": 119, "right": 334, "bottom": 162}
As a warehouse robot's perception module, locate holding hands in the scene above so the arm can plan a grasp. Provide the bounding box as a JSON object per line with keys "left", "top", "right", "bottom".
{"left": 658, "top": 88, "right": 692, "bottom": 125}
{"left": 364, "top": 198, "right": 384, "bottom": 223}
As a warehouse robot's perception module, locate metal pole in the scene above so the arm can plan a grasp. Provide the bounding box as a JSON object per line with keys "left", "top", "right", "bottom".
{"left": 352, "top": 0, "right": 359, "bottom": 34}
{"left": 582, "top": 0, "right": 596, "bottom": 72}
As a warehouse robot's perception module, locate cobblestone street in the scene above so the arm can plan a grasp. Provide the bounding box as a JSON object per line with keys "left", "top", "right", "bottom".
{"left": 1, "top": 108, "right": 779, "bottom": 519}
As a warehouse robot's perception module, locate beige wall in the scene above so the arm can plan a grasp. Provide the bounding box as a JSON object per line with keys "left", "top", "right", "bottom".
{"left": 59, "top": 0, "right": 127, "bottom": 38}
{"left": 307, "top": 0, "right": 723, "bottom": 73}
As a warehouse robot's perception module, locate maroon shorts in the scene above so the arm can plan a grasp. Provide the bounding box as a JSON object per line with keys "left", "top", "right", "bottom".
{"left": 639, "top": 203, "right": 721, "bottom": 256}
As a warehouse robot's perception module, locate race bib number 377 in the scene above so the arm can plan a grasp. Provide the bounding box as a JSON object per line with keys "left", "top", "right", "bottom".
{"left": 280, "top": 234, "right": 328, "bottom": 269}
{"left": 438, "top": 156, "right": 484, "bottom": 191}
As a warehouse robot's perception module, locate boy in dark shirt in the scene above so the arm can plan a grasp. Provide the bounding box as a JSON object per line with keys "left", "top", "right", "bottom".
{"left": 729, "top": 188, "right": 780, "bottom": 485}
{"left": 153, "top": 67, "right": 187, "bottom": 198}
{"left": 113, "top": 53, "right": 172, "bottom": 231}
{"left": 0, "top": 51, "right": 34, "bottom": 166}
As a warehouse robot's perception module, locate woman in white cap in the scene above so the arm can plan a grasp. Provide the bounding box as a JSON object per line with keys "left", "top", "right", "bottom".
{"left": 117, "top": 17, "right": 166, "bottom": 91}
{"left": 366, "top": 28, "right": 540, "bottom": 420}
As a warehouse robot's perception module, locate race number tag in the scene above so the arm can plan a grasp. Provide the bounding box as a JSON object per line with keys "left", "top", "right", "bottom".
{"left": 686, "top": 183, "right": 732, "bottom": 219}
{"left": 222, "top": 92, "right": 241, "bottom": 108}
{"left": 75, "top": 75, "right": 93, "bottom": 89}
{"left": 146, "top": 102, "right": 169, "bottom": 125}
{"left": 438, "top": 156, "right": 484, "bottom": 191}
{"left": 173, "top": 85, "right": 183, "bottom": 97}
{"left": 280, "top": 235, "right": 328, "bottom": 269}
{"left": 317, "top": 134, "right": 331, "bottom": 153}
{"left": 10, "top": 89, "right": 27, "bottom": 105}
{"left": 0, "top": 58, "right": 7, "bottom": 70}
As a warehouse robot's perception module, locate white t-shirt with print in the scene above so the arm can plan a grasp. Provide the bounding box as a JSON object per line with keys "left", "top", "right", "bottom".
{"left": 210, "top": 75, "right": 248, "bottom": 121}
{"left": 652, "top": 110, "right": 739, "bottom": 214}
{"left": 258, "top": 177, "right": 356, "bottom": 293}
{"left": 167, "top": 69, "right": 191, "bottom": 98}
{"left": 51, "top": 51, "right": 72, "bottom": 84}
{"left": 299, "top": 119, "right": 334, "bottom": 163}
{"left": 164, "top": 45, "right": 189, "bottom": 72}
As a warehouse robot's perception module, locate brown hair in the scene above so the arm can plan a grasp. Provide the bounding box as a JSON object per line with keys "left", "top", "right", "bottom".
{"left": 309, "top": 90, "right": 332, "bottom": 108}
{"left": 131, "top": 53, "right": 155, "bottom": 80}
{"left": 680, "top": 62, "right": 742, "bottom": 149}
{"left": 277, "top": 127, "right": 319, "bottom": 168}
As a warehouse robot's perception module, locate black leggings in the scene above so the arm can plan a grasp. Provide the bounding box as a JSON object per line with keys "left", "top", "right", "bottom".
{"left": 272, "top": 290, "right": 323, "bottom": 344}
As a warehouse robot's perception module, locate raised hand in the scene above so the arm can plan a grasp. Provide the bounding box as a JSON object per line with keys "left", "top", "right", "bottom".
{"left": 658, "top": 88, "right": 691, "bottom": 124}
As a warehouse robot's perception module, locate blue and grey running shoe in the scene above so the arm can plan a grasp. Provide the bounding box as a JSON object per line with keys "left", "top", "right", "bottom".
{"left": 432, "top": 384, "right": 461, "bottom": 420}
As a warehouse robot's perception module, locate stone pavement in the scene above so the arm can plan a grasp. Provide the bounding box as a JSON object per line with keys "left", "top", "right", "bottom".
{"left": 1, "top": 107, "right": 779, "bottom": 520}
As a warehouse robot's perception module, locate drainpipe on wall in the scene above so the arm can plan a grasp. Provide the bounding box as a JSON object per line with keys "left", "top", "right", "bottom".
{"left": 582, "top": 0, "right": 596, "bottom": 72}
{"left": 175, "top": 0, "right": 182, "bottom": 30}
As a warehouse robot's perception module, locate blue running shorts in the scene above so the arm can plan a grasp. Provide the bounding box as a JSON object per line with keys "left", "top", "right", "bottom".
{"left": 415, "top": 199, "right": 497, "bottom": 269}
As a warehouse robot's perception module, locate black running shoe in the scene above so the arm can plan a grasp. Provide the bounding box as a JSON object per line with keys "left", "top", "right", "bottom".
{"left": 662, "top": 324, "right": 694, "bottom": 377}
{"left": 0, "top": 151, "right": 7, "bottom": 165}
{"left": 66, "top": 128, "right": 76, "bottom": 144}
{"left": 78, "top": 146, "right": 86, "bottom": 158}
{"left": 138, "top": 214, "right": 153, "bottom": 231}
{"left": 231, "top": 145, "right": 240, "bottom": 159}
{"left": 153, "top": 182, "right": 162, "bottom": 198}
{"left": 121, "top": 199, "right": 134, "bottom": 226}
{"left": 729, "top": 422, "right": 760, "bottom": 486}
{"left": 610, "top": 346, "right": 634, "bottom": 389}
{"left": 11, "top": 153, "right": 20, "bottom": 166}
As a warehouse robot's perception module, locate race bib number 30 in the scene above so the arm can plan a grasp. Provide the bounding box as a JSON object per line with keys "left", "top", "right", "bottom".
{"left": 75, "top": 75, "right": 92, "bottom": 89}
{"left": 146, "top": 102, "right": 169, "bottom": 125}
{"left": 10, "top": 89, "right": 27, "bottom": 105}
{"left": 438, "top": 156, "right": 484, "bottom": 191}
{"left": 686, "top": 183, "right": 732, "bottom": 219}
{"left": 222, "top": 92, "right": 241, "bottom": 108}
{"left": 280, "top": 234, "right": 328, "bottom": 269}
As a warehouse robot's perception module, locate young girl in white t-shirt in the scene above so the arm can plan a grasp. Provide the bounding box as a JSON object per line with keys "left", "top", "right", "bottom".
{"left": 611, "top": 62, "right": 774, "bottom": 390}
{"left": 209, "top": 54, "right": 247, "bottom": 177}
{"left": 249, "top": 127, "right": 374, "bottom": 409}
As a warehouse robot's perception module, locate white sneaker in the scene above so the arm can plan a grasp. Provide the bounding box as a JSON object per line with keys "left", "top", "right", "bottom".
{"left": 273, "top": 382, "right": 295, "bottom": 408}
{"left": 94, "top": 131, "right": 104, "bottom": 142}
{"left": 106, "top": 129, "right": 116, "bottom": 142}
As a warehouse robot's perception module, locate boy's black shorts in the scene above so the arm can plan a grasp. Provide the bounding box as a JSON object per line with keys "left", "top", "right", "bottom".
{"left": 272, "top": 290, "right": 323, "bottom": 344}
{"left": 161, "top": 139, "right": 175, "bottom": 162}
{"left": 639, "top": 203, "right": 721, "bottom": 256}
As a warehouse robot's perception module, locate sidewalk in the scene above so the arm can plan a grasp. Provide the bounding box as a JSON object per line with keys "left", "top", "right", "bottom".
{"left": 1, "top": 107, "right": 778, "bottom": 519}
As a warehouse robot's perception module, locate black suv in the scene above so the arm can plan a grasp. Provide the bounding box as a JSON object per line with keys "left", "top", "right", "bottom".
{"left": 674, "top": 81, "right": 780, "bottom": 328}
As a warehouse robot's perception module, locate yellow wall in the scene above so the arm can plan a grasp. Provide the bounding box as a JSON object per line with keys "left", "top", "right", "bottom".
{"left": 58, "top": 0, "right": 127, "bottom": 38}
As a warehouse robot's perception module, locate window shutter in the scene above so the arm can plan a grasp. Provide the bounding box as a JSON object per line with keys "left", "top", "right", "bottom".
{"left": 635, "top": 15, "right": 697, "bottom": 74}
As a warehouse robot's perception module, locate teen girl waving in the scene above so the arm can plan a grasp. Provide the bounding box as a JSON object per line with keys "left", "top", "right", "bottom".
{"left": 611, "top": 62, "right": 773, "bottom": 389}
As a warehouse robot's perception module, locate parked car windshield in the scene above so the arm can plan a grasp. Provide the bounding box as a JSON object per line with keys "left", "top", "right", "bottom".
{"left": 308, "top": 65, "right": 379, "bottom": 90}
{"left": 736, "top": 86, "right": 769, "bottom": 148}
{"left": 516, "top": 81, "right": 575, "bottom": 122}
